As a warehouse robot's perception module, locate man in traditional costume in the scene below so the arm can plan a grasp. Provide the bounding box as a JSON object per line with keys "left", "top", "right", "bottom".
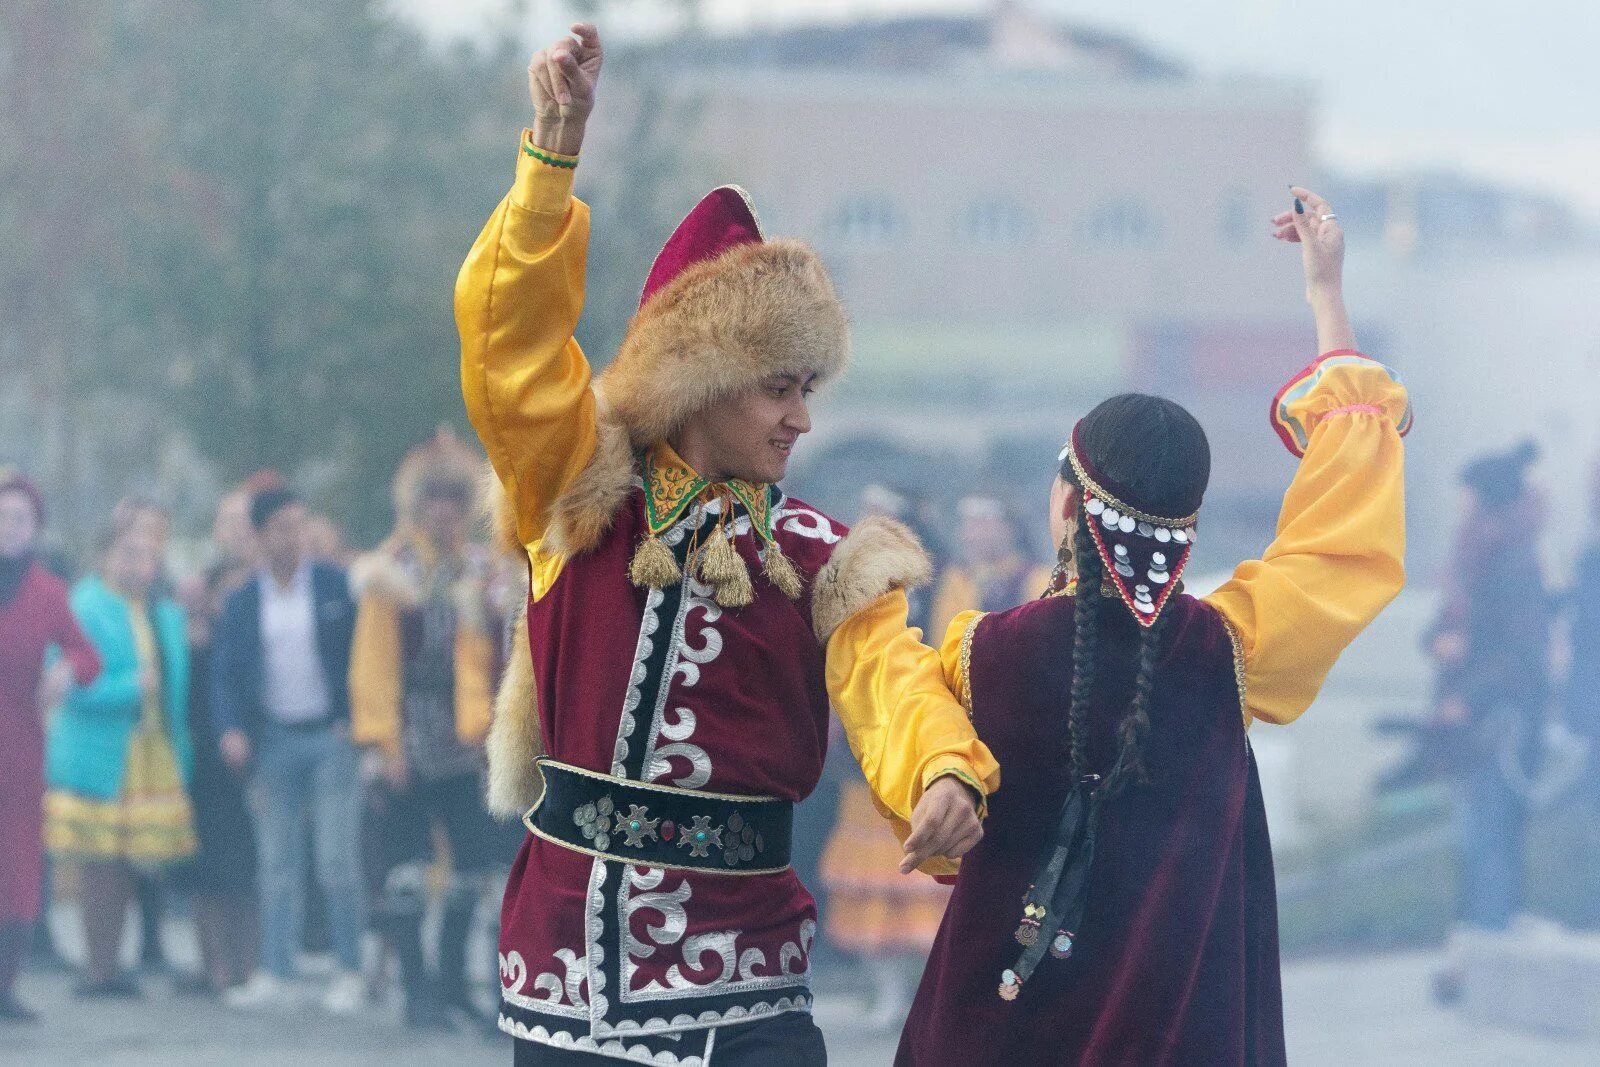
{"left": 456, "top": 25, "right": 999, "bottom": 1065}
{"left": 350, "top": 428, "right": 515, "bottom": 1029}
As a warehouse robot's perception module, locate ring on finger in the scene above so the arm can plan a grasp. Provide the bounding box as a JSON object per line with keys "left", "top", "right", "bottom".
{"left": 1320, "top": 212, "right": 1337, "bottom": 221}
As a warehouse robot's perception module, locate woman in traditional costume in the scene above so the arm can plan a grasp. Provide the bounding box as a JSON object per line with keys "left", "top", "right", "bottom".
{"left": 45, "top": 515, "right": 197, "bottom": 998}
{"left": 897, "top": 188, "right": 1410, "bottom": 1065}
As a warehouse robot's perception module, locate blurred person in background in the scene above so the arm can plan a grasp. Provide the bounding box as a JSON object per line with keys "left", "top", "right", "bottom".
{"left": 1564, "top": 458, "right": 1600, "bottom": 927}
{"left": 1427, "top": 440, "right": 1553, "bottom": 1000}
{"left": 898, "top": 189, "right": 1410, "bottom": 1064}
{"left": 43, "top": 516, "right": 196, "bottom": 999}
{"left": 0, "top": 472, "right": 101, "bottom": 1022}
{"left": 108, "top": 496, "right": 181, "bottom": 977}
{"left": 210, "top": 487, "right": 364, "bottom": 1014}
{"left": 927, "top": 496, "right": 1052, "bottom": 641}
{"left": 350, "top": 430, "right": 512, "bottom": 1031}
{"left": 172, "top": 558, "right": 260, "bottom": 997}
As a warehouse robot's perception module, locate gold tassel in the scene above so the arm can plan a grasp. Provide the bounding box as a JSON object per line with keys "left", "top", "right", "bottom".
{"left": 628, "top": 535, "right": 681, "bottom": 589}
{"left": 762, "top": 545, "right": 803, "bottom": 600}
{"left": 700, "top": 533, "right": 754, "bottom": 608}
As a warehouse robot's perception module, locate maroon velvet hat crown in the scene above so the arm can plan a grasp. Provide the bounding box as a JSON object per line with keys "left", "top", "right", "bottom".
{"left": 640, "top": 186, "right": 765, "bottom": 308}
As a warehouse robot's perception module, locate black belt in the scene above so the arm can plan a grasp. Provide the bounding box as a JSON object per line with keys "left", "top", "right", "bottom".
{"left": 525, "top": 758, "right": 792, "bottom": 876}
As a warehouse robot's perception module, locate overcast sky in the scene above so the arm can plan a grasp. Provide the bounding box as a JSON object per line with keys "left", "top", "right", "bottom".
{"left": 394, "top": 0, "right": 1600, "bottom": 220}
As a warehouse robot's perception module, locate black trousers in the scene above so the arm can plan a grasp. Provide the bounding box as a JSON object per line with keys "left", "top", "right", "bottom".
{"left": 511, "top": 1011, "right": 827, "bottom": 1066}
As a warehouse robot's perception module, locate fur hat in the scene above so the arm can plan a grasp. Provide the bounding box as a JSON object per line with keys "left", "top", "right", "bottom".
{"left": 597, "top": 185, "right": 850, "bottom": 450}
{"left": 392, "top": 427, "right": 482, "bottom": 527}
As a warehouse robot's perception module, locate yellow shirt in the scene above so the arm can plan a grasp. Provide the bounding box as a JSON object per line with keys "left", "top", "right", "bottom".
{"left": 455, "top": 135, "right": 999, "bottom": 863}
{"left": 347, "top": 535, "right": 495, "bottom": 761}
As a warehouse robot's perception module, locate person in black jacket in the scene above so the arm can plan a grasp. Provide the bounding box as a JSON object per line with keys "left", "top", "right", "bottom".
{"left": 209, "top": 488, "right": 364, "bottom": 1015}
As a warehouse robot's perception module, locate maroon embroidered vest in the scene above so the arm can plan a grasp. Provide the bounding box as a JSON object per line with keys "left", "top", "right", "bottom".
{"left": 897, "top": 592, "right": 1286, "bottom": 1066}
{"left": 498, "top": 483, "right": 843, "bottom": 1060}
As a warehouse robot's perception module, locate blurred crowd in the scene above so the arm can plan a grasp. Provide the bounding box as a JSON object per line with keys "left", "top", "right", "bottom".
{"left": 0, "top": 427, "right": 1066, "bottom": 1033}
{"left": 0, "top": 431, "right": 528, "bottom": 1032}
{"left": 12, "top": 428, "right": 1600, "bottom": 1034}
{"left": 1417, "top": 440, "right": 1600, "bottom": 998}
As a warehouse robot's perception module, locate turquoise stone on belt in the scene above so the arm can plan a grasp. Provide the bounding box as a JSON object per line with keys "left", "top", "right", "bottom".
{"left": 615, "top": 804, "right": 660, "bottom": 849}
{"left": 678, "top": 815, "right": 724, "bottom": 858}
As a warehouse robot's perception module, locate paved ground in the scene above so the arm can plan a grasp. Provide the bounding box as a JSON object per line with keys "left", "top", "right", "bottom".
{"left": 5, "top": 949, "right": 1599, "bottom": 1065}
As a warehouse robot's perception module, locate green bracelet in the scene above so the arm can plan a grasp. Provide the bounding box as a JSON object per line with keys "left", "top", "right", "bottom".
{"left": 523, "top": 143, "right": 578, "bottom": 169}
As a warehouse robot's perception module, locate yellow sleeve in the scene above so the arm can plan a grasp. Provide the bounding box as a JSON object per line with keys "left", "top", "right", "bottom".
{"left": 456, "top": 133, "right": 597, "bottom": 560}
{"left": 825, "top": 590, "right": 1001, "bottom": 829}
{"left": 938, "top": 609, "right": 987, "bottom": 714}
{"left": 1205, "top": 351, "right": 1411, "bottom": 726}
{"left": 349, "top": 593, "right": 403, "bottom": 760}
{"left": 453, "top": 626, "right": 494, "bottom": 747}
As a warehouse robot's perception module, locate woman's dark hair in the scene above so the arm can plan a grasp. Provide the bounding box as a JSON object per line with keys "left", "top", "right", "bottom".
{"left": 1060, "top": 394, "right": 1210, "bottom": 792}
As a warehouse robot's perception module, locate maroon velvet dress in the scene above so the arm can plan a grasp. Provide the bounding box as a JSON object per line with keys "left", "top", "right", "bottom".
{"left": 897, "top": 592, "right": 1285, "bottom": 1066}
{"left": 0, "top": 560, "right": 100, "bottom": 924}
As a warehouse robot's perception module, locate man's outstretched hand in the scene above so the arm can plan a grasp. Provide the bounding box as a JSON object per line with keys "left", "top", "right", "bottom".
{"left": 900, "top": 774, "right": 984, "bottom": 874}
{"left": 528, "top": 23, "right": 603, "bottom": 156}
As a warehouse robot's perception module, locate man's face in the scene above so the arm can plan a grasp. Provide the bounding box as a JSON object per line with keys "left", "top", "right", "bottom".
{"left": 419, "top": 493, "right": 468, "bottom": 548}
{"left": 259, "top": 503, "right": 307, "bottom": 570}
{"left": 960, "top": 510, "right": 1015, "bottom": 565}
{"left": 691, "top": 373, "right": 815, "bottom": 484}
{"left": 0, "top": 490, "right": 39, "bottom": 558}
{"left": 213, "top": 492, "right": 257, "bottom": 565}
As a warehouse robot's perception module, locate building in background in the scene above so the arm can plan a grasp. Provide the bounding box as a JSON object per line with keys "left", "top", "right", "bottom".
{"left": 579, "top": 2, "right": 1600, "bottom": 840}
{"left": 583, "top": 2, "right": 1321, "bottom": 569}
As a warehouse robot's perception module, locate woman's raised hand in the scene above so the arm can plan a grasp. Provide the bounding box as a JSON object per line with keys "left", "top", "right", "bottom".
{"left": 1274, "top": 187, "right": 1355, "bottom": 351}
{"left": 1272, "top": 187, "right": 1344, "bottom": 298}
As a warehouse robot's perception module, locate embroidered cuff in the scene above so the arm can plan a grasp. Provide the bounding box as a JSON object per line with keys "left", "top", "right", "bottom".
{"left": 922, "top": 759, "right": 990, "bottom": 820}
{"left": 512, "top": 130, "right": 578, "bottom": 214}
{"left": 1270, "top": 349, "right": 1413, "bottom": 458}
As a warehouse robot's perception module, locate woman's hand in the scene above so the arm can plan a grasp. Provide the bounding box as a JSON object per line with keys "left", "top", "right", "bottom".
{"left": 220, "top": 728, "right": 252, "bottom": 773}
{"left": 1272, "top": 187, "right": 1345, "bottom": 295}
{"left": 1273, "top": 187, "right": 1356, "bottom": 352}
{"left": 528, "top": 23, "right": 603, "bottom": 157}
{"left": 37, "top": 659, "right": 75, "bottom": 714}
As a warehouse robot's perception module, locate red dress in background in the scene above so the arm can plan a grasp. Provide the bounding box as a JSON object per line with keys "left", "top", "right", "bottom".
{"left": 0, "top": 560, "right": 100, "bottom": 923}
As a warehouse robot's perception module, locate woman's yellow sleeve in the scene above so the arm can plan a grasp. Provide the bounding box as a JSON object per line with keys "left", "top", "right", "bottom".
{"left": 826, "top": 591, "right": 1001, "bottom": 823}
{"left": 1205, "top": 351, "right": 1412, "bottom": 726}
{"left": 456, "top": 133, "right": 597, "bottom": 565}
{"left": 938, "top": 609, "right": 987, "bottom": 714}
{"left": 349, "top": 593, "right": 403, "bottom": 760}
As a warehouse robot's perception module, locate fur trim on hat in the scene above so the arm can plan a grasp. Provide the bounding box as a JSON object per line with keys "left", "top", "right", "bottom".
{"left": 811, "top": 516, "right": 934, "bottom": 643}
{"left": 486, "top": 610, "right": 544, "bottom": 818}
{"left": 600, "top": 239, "right": 849, "bottom": 450}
